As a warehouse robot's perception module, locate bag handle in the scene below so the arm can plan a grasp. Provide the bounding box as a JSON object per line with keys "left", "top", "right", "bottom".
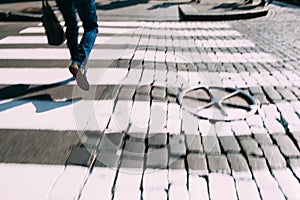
{"left": 42, "top": 0, "right": 50, "bottom": 9}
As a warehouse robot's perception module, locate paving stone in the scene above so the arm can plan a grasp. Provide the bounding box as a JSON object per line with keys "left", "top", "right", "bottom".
{"left": 189, "top": 176, "right": 209, "bottom": 200}
{"left": 169, "top": 157, "right": 185, "bottom": 169}
{"left": 288, "top": 154, "right": 300, "bottom": 169}
{"left": 219, "top": 136, "right": 241, "bottom": 153}
{"left": 114, "top": 171, "right": 143, "bottom": 197}
{"left": 246, "top": 115, "right": 264, "bottom": 128}
{"left": 181, "top": 110, "right": 199, "bottom": 135}
{"left": 136, "top": 85, "right": 151, "bottom": 95}
{"left": 80, "top": 168, "right": 116, "bottom": 200}
{"left": 66, "top": 146, "right": 92, "bottom": 167}
{"left": 143, "top": 169, "right": 168, "bottom": 190}
{"left": 253, "top": 170, "right": 280, "bottom": 189}
{"left": 227, "top": 153, "right": 250, "bottom": 172}
{"left": 209, "top": 173, "right": 238, "bottom": 200}
{"left": 146, "top": 147, "right": 168, "bottom": 169}
{"left": 185, "top": 135, "right": 203, "bottom": 153}
{"left": 142, "top": 189, "right": 167, "bottom": 200}
{"left": 291, "top": 87, "right": 300, "bottom": 98}
{"left": 123, "top": 140, "right": 145, "bottom": 154}
{"left": 248, "top": 156, "right": 269, "bottom": 170}
{"left": 49, "top": 166, "right": 89, "bottom": 200}
{"left": 272, "top": 134, "right": 300, "bottom": 158}
{"left": 253, "top": 133, "right": 273, "bottom": 145}
{"left": 127, "top": 132, "right": 147, "bottom": 141}
{"left": 198, "top": 119, "right": 214, "bottom": 136}
{"left": 263, "top": 118, "right": 286, "bottom": 134}
{"left": 289, "top": 158, "right": 300, "bottom": 180}
{"left": 148, "top": 133, "right": 167, "bottom": 147}
{"left": 215, "top": 122, "right": 234, "bottom": 137}
{"left": 149, "top": 102, "right": 167, "bottom": 134}
{"left": 169, "top": 169, "right": 187, "bottom": 185}
{"left": 251, "top": 126, "right": 269, "bottom": 135}
{"left": 239, "top": 138, "right": 263, "bottom": 157}
{"left": 151, "top": 87, "right": 166, "bottom": 100}
{"left": 169, "top": 184, "right": 189, "bottom": 200}
{"left": 290, "top": 130, "right": 300, "bottom": 144}
{"left": 276, "top": 102, "right": 298, "bottom": 116}
{"left": 261, "top": 104, "right": 280, "bottom": 118}
{"left": 95, "top": 152, "right": 120, "bottom": 168}
{"left": 166, "top": 118, "right": 181, "bottom": 134}
{"left": 276, "top": 87, "right": 298, "bottom": 101}
{"left": 114, "top": 188, "right": 141, "bottom": 200}
{"left": 263, "top": 86, "right": 282, "bottom": 102}
{"left": 113, "top": 170, "right": 143, "bottom": 199}
{"left": 231, "top": 120, "right": 252, "bottom": 136}
{"left": 81, "top": 131, "right": 102, "bottom": 149}
{"left": 249, "top": 86, "right": 264, "bottom": 95}
{"left": 187, "top": 153, "right": 208, "bottom": 173}
{"left": 235, "top": 180, "right": 261, "bottom": 200}
{"left": 98, "top": 133, "right": 125, "bottom": 153}
{"left": 253, "top": 94, "right": 269, "bottom": 104}
{"left": 259, "top": 188, "right": 286, "bottom": 200}
{"left": 169, "top": 135, "right": 186, "bottom": 157}
{"left": 273, "top": 169, "right": 300, "bottom": 200}
{"left": 202, "top": 136, "right": 221, "bottom": 155}
{"left": 134, "top": 94, "right": 151, "bottom": 101}
{"left": 117, "top": 86, "right": 136, "bottom": 100}
{"left": 261, "top": 145, "right": 286, "bottom": 169}
{"left": 207, "top": 155, "right": 230, "bottom": 174}
{"left": 120, "top": 157, "right": 144, "bottom": 169}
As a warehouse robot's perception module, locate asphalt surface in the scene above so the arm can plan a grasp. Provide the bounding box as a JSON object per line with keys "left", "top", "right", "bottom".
{"left": 0, "top": 0, "right": 270, "bottom": 21}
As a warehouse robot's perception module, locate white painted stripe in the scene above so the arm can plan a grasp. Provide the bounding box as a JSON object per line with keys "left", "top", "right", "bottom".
{"left": 209, "top": 173, "right": 238, "bottom": 200}
{"left": 176, "top": 30, "right": 241, "bottom": 37}
{"left": 80, "top": 167, "right": 116, "bottom": 200}
{"left": 0, "top": 163, "right": 64, "bottom": 200}
{"left": 0, "top": 99, "right": 181, "bottom": 132}
{"left": 0, "top": 99, "right": 111, "bottom": 131}
{"left": 19, "top": 27, "right": 239, "bottom": 37}
{"left": 0, "top": 36, "right": 140, "bottom": 45}
{"left": 0, "top": 48, "right": 134, "bottom": 60}
{"left": 0, "top": 48, "right": 277, "bottom": 63}
{"left": 0, "top": 68, "right": 296, "bottom": 87}
{"left": 0, "top": 36, "right": 48, "bottom": 44}
{"left": 196, "top": 39, "right": 255, "bottom": 47}
{"left": 47, "top": 166, "right": 89, "bottom": 200}
{"left": 37, "top": 21, "right": 231, "bottom": 29}
{"left": 19, "top": 27, "right": 136, "bottom": 35}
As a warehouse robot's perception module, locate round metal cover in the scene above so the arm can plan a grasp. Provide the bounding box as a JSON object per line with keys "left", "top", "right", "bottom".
{"left": 177, "top": 85, "right": 259, "bottom": 121}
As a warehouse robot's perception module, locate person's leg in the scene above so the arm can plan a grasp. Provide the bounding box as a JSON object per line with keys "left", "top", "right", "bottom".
{"left": 56, "top": 0, "right": 79, "bottom": 63}
{"left": 75, "top": 0, "right": 98, "bottom": 67}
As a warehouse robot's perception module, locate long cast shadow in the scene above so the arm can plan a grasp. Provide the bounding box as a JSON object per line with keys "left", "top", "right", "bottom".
{"left": 0, "top": 0, "right": 40, "bottom": 4}
{"left": 0, "top": 77, "right": 82, "bottom": 113}
{"left": 147, "top": 2, "right": 189, "bottom": 10}
{"left": 96, "top": 0, "right": 149, "bottom": 10}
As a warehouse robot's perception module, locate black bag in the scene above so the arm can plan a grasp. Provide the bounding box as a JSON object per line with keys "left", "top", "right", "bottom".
{"left": 42, "top": 0, "right": 65, "bottom": 46}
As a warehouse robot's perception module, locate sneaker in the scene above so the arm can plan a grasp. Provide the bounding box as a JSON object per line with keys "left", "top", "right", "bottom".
{"left": 69, "top": 63, "right": 90, "bottom": 91}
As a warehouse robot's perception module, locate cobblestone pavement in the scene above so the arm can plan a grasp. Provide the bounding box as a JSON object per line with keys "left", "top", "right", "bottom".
{"left": 0, "top": 1, "right": 300, "bottom": 200}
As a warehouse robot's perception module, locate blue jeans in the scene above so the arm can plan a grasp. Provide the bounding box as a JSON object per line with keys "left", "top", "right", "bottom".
{"left": 56, "top": 0, "right": 98, "bottom": 67}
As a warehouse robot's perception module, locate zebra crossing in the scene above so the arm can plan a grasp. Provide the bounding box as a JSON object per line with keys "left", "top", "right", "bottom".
{"left": 0, "top": 21, "right": 300, "bottom": 200}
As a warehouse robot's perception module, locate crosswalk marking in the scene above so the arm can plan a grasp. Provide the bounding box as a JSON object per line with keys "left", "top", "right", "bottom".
{"left": 1, "top": 18, "right": 300, "bottom": 200}
{"left": 19, "top": 27, "right": 241, "bottom": 37}
{"left": 0, "top": 48, "right": 277, "bottom": 63}
{"left": 0, "top": 36, "right": 256, "bottom": 48}
{"left": 37, "top": 21, "right": 232, "bottom": 29}
{"left": 0, "top": 68, "right": 296, "bottom": 87}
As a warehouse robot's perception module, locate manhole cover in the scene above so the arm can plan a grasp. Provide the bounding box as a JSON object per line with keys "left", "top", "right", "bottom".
{"left": 177, "top": 85, "right": 259, "bottom": 121}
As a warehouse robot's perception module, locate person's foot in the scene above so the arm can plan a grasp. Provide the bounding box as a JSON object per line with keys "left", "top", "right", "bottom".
{"left": 69, "top": 63, "right": 90, "bottom": 91}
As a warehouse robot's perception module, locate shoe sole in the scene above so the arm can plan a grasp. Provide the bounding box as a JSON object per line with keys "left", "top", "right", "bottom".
{"left": 69, "top": 66, "right": 90, "bottom": 91}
